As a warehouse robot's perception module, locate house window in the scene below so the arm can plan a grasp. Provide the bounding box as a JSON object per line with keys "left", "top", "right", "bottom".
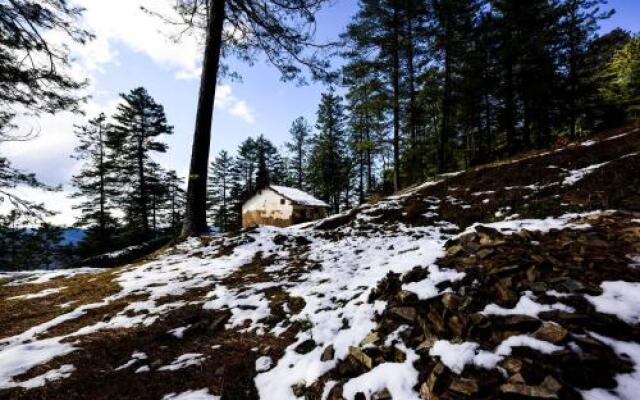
{"left": 280, "top": 199, "right": 285, "bottom": 205}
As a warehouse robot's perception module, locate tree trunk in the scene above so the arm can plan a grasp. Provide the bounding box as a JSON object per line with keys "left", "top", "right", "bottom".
{"left": 439, "top": 11, "right": 452, "bottom": 174}
{"left": 181, "top": 0, "right": 226, "bottom": 238}
{"left": 391, "top": 5, "right": 401, "bottom": 192}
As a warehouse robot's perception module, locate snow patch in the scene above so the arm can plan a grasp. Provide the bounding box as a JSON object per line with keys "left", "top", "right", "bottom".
{"left": 586, "top": 281, "right": 640, "bottom": 324}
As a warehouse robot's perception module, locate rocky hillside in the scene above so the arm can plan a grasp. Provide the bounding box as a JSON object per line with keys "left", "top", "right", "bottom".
{"left": 1, "top": 126, "right": 640, "bottom": 400}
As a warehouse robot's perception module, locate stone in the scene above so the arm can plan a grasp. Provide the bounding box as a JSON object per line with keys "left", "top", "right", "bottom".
{"left": 349, "top": 346, "right": 374, "bottom": 370}
{"left": 295, "top": 339, "right": 317, "bottom": 355}
{"left": 360, "top": 331, "right": 380, "bottom": 347}
{"left": 397, "top": 290, "right": 419, "bottom": 305}
{"left": 441, "top": 293, "right": 463, "bottom": 310}
{"left": 292, "top": 384, "right": 306, "bottom": 397}
{"left": 501, "top": 357, "right": 523, "bottom": 374}
{"left": 420, "top": 363, "right": 445, "bottom": 400}
{"left": 449, "top": 378, "right": 479, "bottom": 396}
{"left": 477, "top": 248, "right": 495, "bottom": 259}
{"left": 534, "top": 322, "right": 568, "bottom": 344}
{"left": 321, "top": 345, "right": 335, "bottom": 361}
{"left": 288, "top": 296, "right": 306, "bottom": 314}
{"left": 391, "top": 306, "right": 417, "bottom": 322}
{"left": 499, "top": 376, "right": 561, "bottom": 399}
{"left": 371, "top": 389, "right": 392, "bottom": 400}
{"left": 416, "top": 336, "right": 437, "bottom": 354}
{"left": 447, "top": 245, "right": 464, "bottom": 256}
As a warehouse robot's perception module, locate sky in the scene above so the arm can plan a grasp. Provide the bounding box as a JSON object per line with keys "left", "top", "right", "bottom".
{"left": 2, "top": 0, "right": 639, "bottom": 226}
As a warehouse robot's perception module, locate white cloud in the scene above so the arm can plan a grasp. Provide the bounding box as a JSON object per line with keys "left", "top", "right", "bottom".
{"left": 0, "top": 187, "right": 81, "bottom": 227}
{"left": 215, "top": 84, "right": 256, "bottom": 124}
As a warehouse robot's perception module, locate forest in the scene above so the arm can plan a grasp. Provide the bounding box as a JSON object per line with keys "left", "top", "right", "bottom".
{"left": 0, "top": 0, "right": 639, "bottom": 269}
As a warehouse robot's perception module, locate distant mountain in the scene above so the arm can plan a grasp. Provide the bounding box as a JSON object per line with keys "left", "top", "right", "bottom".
{"left": 60, "top": 228, "right": 86, "bottom": 247}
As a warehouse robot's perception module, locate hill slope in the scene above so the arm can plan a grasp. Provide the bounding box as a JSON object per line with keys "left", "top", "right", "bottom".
{"left": 1, "top": 126, "right": 640, "bottom": 400}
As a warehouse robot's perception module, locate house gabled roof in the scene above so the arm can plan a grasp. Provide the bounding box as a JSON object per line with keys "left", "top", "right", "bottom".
{"left": 268, "top": 185, "right": 330, "bottom": 208}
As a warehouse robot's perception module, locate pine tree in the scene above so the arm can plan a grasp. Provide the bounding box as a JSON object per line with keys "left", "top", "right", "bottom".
{"left": 559, "top": 0, "right": 613, "bottom": 138}
{"left": 109, "top": 87, "right": 173, "bottom": 240}
{"left": 164, "top": 170, "right": 186, "bottom": 232}
{"left": 308, "top": 91, "right": 349, "bottom": 213}
{"left": 285, "top": 117, "right": 312, "bottom": 190}
{"left": 71, "top": 113, "right": 118, "bottom": 253}
{"left": 208, "top": 150, "right": 236, "bottom": 232}
{"left": 343, "top": 0, "right": 404, "bottom": 191}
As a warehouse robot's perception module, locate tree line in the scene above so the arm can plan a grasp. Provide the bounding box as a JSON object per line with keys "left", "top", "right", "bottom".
{"left": 1, "top": 0, "right": 639, "bottom": 268}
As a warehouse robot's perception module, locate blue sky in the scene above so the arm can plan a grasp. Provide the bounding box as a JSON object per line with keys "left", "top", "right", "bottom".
{"left": 2, "top": 0, "right": 638, "bottom": 225}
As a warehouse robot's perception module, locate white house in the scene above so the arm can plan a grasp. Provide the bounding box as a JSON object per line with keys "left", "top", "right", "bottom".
{"left": 242, "top": 185, "right": 329, "bottom": 228}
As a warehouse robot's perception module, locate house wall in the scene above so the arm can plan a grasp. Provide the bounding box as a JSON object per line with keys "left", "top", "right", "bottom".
{"left": 242, "top": 189, "right": 294, "bottom": 228}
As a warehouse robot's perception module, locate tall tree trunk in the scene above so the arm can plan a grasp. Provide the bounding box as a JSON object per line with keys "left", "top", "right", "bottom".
{"left": 181, "top": 0, "right": 226, "bottom": 238}
{"left": 137, "top": 137, "right": 149, "bottom": 236}
{"left": 406, "top": 6, "right": 418, "bottom": 183}
{"left": 391, "top": 5, "right": 401, "bottom": 192}
{"left": 98, "top": 120, "right": 106, "bottom": 248}
{"left": 439, "top": 11, "right": 452, "bottom": 174}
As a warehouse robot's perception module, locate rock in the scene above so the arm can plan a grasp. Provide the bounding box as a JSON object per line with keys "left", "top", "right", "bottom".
{"left": 500, "top": 315, "right": 542, "bottom": 332}
{"left": 449, "top": 377, "right": 479, "bottom": 396}
{"left": 499, "top": 375, "right": 562, "bottom": 399}
{"left": 292, "top": 383, "right": 306, "bottom": 397}
{"left": 360, "top": 331, "right": 380, "bottom": 347}
{"left": 441, "top": 293, "right": 463, "bottom": 310}
{"left": 349, "top": 346, "right": 374, "bottom": 370}
{"left": 420, "top": 363, "right": 445, "bottom": 400}
{"left": 427, "top": 309, "right": 447, "bottom": 334}
{"left": 295, "top": 339, "right": 317, "bottom": 354}
{"left": 477, "top": 248, "right": 494, "bottom": 259}
{"left": 321, "top": 345, "right": 335, "bottom": 361}
{"left": 416, "top": 336, "right": 437, "bottom": 354}
{"left": 397, "top": 290, "right": 419, "bottom": 305}
{"left": 534, "top": 322, "right": 568, "bottom": 344}
{"left": 294, "top": 236, "right": 312, "bottom": 246}
{"left": 448, "top": 315, "right": 467, "bottom": 337}
{"left": 495, "top": 279, "right": 518, "bottom": 304}
{"left": 501, "top": 357, "right": 523, "bottom": 374}
{"left": 447, "top": 245, "right": 464, "bottom": 256}
{"left": 273, "top": 234, "right": 288, "bottom": 245}
{"left": 288, "top": 296, "right": 306, "bottom": 314}
{"left": 371, "top": 388, "right": 392, "bottom": 400}
{"left": 391, "top": 306, "right": 417, "bottom": 322}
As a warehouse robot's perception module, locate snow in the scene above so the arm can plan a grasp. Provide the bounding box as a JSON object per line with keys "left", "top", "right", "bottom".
{"left": 169, "top": 325, "right": 192, "bottom": 339}
{"left": 482, "top": 291, "right": 574, "bottom": 316}
{"left": 342, "top": 346, "right": 420, "bottom": 400}
{"left": 581, "top": 333, "right": 640, "bottom": 400}
{"left": 461, "top": 212, "right": 597, "bottom": 236}
{"left": 11, "top": 365, "right": 75, "bottom": 389}
{"left": 162, "top": 389, "right": 221, "bottom": 400}
{"left": 158, "top": 353, "right": 206, "bottom": 371}
{"left": 429, "top": 341, "right": 480, "bottom": 374}
{"left": 1, "top": 268, "right": 101, "bottom": 286}
{"left": 581, "top": 140, "right": 597, "bottom": 146}
{"left": 115, "top": 352, "right": 147, "bottom": 371}
{"left": 585, "top": 281, "right": 640, "bottom": 324}
{"left": 0, "top": 338, "right": 77, "bottom": 389}
{"left": 430, "top": 335, "right": 563, "bottom": 374}
{"left": 402, "top": 265, "right": 465, "bottom": 300}
{"left": 8, "top": 287, "right": 66, "bottom": 300}
{"left": 255, "top": 356, "right": 273, "bottom": 372}
{"left": 269, "top": 185, "right": 329, "bottom": 207}
{"left": 562, "top": 162, "right": 609, "bottom": 185}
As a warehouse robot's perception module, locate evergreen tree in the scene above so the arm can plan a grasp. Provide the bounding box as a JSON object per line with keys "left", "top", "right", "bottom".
{"left": 164, "top": 170, "right": 186, "bottom": 232}
{"left": 109, "top": 87, "right": 173, "bottom": 240}
{"left": 343, "top": 0, "right": 404, "bottom": 191}
{"left": 285, "top": 117, "right": 312, "bottom": 190}
{"left": 71, "top": 114, "right": 118, "bottom": 253}
{"left": 308, "top": 91, "right": 349, "bottom": 213}
{"left": 208, "top": 150, "right": 236, "bottom": 232}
